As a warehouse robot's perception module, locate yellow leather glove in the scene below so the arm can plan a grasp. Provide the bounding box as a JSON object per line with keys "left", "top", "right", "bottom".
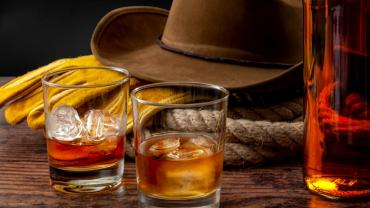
{"left": 6, "top": 67, "right": 124, "bottom": 125}
{"left": 1, "top": 55, "right": 135, "bottom": 129}
{"left": 1, "top": 55, "right": 188, "bottom": 135}
{"left": 0, "top": 55, "right": 104, "bottom": 107}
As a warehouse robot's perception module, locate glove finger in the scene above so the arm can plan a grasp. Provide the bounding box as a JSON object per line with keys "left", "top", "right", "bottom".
{"left": 27, "top": 70, "right": 123, "bottom": 129}
{"left": 5, "top": 70, "right": 85, "bottom": 125}
{"left": 0, "top": 55, "right": 103, "bottom": 107}
{"left": 0, "top": 59, "right": 68, "bottom": 107}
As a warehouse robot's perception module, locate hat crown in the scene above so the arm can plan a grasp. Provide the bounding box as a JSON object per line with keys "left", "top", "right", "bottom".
{"left": 161, "top": 0, "right": 303, "bottom": 65}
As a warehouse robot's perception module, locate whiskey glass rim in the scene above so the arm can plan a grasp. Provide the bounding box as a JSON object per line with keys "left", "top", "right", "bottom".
{"left": 131, "top": 82, "right": 229, "bottom": 108}
{"left": 41, "top": 66, "right": 130, "bottom": 89}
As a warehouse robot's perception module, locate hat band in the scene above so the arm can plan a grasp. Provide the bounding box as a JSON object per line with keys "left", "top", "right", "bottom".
{"left": 156, "top": 36, "right": 293, "bottom": 68}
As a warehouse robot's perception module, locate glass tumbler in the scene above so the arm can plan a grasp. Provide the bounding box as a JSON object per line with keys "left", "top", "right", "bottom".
{"left": 131, "top": 82, "right": 228, "bottom": 208}
{"left": 42, "top": 66, "right": 130, "bottom": 193}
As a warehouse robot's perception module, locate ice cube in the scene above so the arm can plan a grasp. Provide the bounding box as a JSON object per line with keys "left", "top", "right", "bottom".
{"left": 186, "top": 135, "right": 216, "bottom": 149}
{"left": 180, "top": 135, "right": 216, "bottom": 155}
{"left": 164, "top": 148, "right": 209, "bottom": 160}
{"left": 84, "top": 110, "right": 104, "bottom": 140}
{"left": 83, "top": 110, "right": 122, "bottom": 142}
{"left": 104, "top": 115, "right": 122, "bottom": 136}
{"left": 46, "top": 105, "right": 84, "bottom": 141}
{"left": 159, "top": 165, "right": 216, "bottom": 196}
{"left": 158, "top": 135, "right": 215, "bottom": 160}
{"left": 149, "top": 137, "right": 180, "bottom": 157}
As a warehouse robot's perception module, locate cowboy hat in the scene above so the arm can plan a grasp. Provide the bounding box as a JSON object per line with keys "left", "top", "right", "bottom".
{"left": 91, "top": 0, "right": 303, "bottom": 91}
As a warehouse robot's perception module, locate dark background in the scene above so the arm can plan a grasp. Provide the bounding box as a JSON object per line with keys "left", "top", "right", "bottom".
{"left": 0, "top": 0, "right": 172, "bottom": 76}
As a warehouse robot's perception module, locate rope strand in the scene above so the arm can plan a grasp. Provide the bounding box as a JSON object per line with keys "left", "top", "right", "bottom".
{"left": 126, "top": 110, "right": 304, "bottom": 167}
{"left": 126, "top": 95, "right": 304, "bottom": 167}
{"left": 164, "top": 110, "right": 303, "bottom": 167}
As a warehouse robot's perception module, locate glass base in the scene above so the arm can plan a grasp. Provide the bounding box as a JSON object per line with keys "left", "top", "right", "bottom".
{"left": 305, "top": 176, "right": 370, "bottom": 199}
{"left": 138, "top": 189, "right": 220, "bottom": 208}
{"left": 49, "top": 159, "right": 124, "bottom": 193}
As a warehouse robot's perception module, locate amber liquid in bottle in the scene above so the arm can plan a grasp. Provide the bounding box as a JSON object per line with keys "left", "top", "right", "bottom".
{"left": 304, "top": 0, "right": 370, "bottom": 199}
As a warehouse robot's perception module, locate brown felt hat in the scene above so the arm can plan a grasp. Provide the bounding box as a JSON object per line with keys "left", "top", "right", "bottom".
{"left": 91, "top": 0, "right": 303, "bottom": 91}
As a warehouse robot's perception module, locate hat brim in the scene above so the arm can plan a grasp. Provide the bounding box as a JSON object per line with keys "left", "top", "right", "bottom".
{"left": 91, "top": 6, "right": 303, "bottom": 91}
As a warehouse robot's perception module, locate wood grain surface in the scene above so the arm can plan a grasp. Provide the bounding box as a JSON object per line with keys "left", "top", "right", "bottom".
{"left": 0, "top": 77, "right": 369, "bottom": 207}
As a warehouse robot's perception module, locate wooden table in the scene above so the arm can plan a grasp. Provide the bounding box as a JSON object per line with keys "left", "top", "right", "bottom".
{"left": 0, "top": 78, "right": 369, "bottom": 207}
